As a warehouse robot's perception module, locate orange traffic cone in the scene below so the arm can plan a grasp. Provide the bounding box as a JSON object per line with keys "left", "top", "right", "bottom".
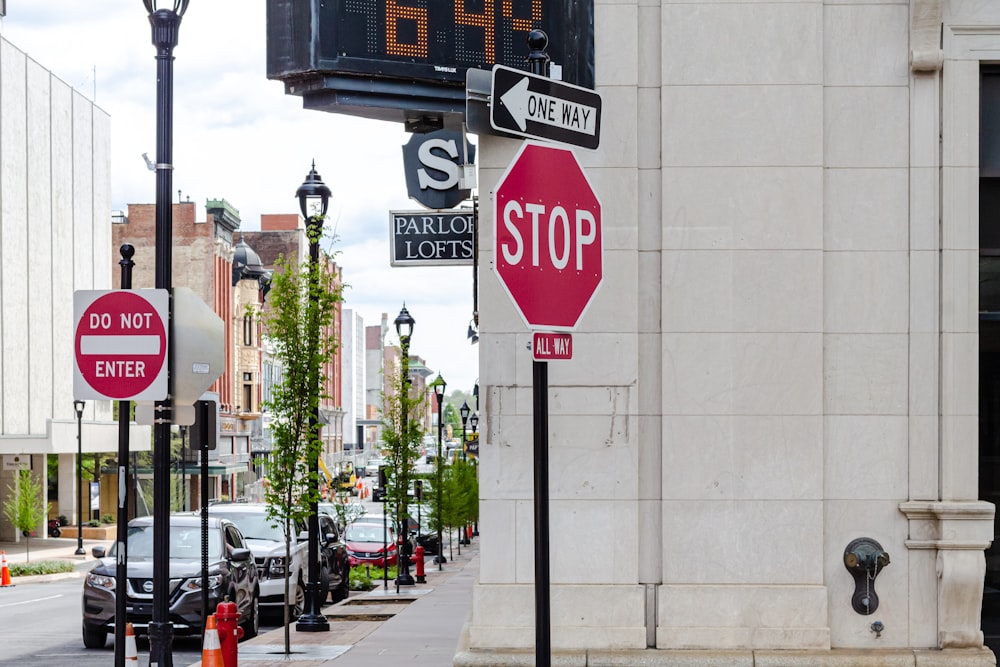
{"left": 124, "top": 622, "right": 138, "bottom": 664}
{"left": 201, "top": 614, "right": 225, "bottom": 667}
{"left": 1, "top": 550, "right": 12, "bottom": 587}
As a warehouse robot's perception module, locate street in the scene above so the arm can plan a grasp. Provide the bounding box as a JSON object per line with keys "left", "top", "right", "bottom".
{"left": 0, "top": 576, "right": 279, "bottom": 667}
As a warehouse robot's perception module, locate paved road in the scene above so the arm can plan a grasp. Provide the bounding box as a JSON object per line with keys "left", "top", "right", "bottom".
{"left": 0, "top": 576, "right": 278, "bottom": 667}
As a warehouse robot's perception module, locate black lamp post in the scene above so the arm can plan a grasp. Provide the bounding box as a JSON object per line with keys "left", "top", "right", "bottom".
{"left": 295, "top": 161, "right": 332, "bottom": 632}
{"left": 394, "top": 305, "right": 416, "bottom": 587}
{"left": 74, "top": 400, "right": 86, "bottom": 556}
{"left": 432, "top": 373, "right": 447, "bottom": 569}
{"left": 460, "top": 401, "right": 470, "bottom": 462}
{"left": 470, "top": 411, "right": 479, "bottom": 537}
{"left": 143, "top": 2, "right": 189, "bottom": 663}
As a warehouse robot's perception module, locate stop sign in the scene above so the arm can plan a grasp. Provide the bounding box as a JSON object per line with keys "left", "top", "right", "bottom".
{"left": 74, "top": 290, "right": 169, "bottom": 400}
{"left": 493, "top": 142, "right": 603, "bottom": 330}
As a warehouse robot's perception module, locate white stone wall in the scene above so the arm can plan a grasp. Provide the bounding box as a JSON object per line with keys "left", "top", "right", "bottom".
{"left": 0, "top": 37, "right": 148, "bottom": 540}
{"left": 467, "top": 0, "right": 997, "bottom": 661}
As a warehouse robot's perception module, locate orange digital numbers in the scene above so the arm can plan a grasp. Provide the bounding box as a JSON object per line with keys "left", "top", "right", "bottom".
{"left": 386, "top": 0, "right": 428, "bottom": 58}
{"left": 502, "top": 0, "right": 542, "bottom": 33}
{"left": 455, "top": 0, "right": 496, "bottom": 62}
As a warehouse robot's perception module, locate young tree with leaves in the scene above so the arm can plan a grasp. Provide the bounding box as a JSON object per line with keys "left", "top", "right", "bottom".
{"left": 260, "top": 230, "right": 342, "bottom": 652}
{"left": 3, "top": 469, "right": 50, "bottom": 562}
{"left": 380, "top": 361, "right": 425, "bottom": 581}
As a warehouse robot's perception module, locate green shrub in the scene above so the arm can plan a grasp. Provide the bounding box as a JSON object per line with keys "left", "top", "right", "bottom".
{"left": 101, "top": 514, "right": 114, "bottom": 524}
{"left": 349, "top": 564, "right": 397, "bottom": 591}
{"left": 8, "top": 560, "right": 75, "bottom": 577}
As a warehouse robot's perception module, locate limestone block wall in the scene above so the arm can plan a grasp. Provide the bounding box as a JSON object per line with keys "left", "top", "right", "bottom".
{"left": 466, "top": 0, "right": 996, "bottom": 661}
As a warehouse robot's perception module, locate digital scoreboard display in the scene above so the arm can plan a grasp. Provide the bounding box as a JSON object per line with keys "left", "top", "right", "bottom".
{"left": 267, "top": 0, "right": 594, "bottom": 125}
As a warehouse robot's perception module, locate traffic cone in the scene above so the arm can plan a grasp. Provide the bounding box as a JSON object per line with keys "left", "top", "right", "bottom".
{"left": 124, "top": 622, "right": 138, "bottom": 664}
{"left": 1, "top": 550, "right": 12, "bottom": 587}
{"left": 200, "top": 614, "right": 225, "bottom": 667}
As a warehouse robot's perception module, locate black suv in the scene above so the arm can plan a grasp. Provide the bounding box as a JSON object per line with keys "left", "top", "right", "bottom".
{"left": 81, "top": 514, "right": 260, "bottom": 647}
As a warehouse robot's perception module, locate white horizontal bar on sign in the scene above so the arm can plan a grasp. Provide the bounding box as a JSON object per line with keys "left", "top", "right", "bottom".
{"left": 80, "top": 335, "right": 161, "bottom": 355}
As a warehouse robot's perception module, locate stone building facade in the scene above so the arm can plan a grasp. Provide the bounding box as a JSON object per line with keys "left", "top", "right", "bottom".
{"left": 462, "top": 1, "right": 1000, "bottom": 665}
{"left": 0, "top": 36, "right": 149, "bottom": 540}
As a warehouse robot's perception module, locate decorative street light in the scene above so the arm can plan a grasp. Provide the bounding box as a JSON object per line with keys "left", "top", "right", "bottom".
{"left": 295, "top": 162, "right": 332, "bottom": 633}
{"left": 460, "top": 401, "right": 470, "bottom": 462}
{"left": 470, "top": 411, "right": 479, "bottom": 537}
{"left": 74, "top": 400, "right": 86, "bottom": 556}
{"left": 142, "top": 1, "right": 190, "bottom": 663}
{"left": 432, "top": 373, "right": 447, "bottom": 569}
{"left": 394, "top": 305, "right": 416, "bottom": 587}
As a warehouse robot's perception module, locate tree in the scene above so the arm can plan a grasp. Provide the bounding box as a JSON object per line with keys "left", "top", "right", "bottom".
{"left": 3, "top": 469, "right": 50, "bottom": 562}
{"left": 380, "top": 363, "right": 425, "bottom": 571}
{"left": 260, "top": 231, "right": 342, "bottom": 653}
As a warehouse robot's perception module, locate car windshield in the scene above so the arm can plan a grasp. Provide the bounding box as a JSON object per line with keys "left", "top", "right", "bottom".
{"left": 346, "top": 523, "right": 389, "bottom": 543}
{"left": 108, "top": 525, "right": 223, "bottom": 560}
{"left": 210, "top": 512, "right": 284, "bottom": 542}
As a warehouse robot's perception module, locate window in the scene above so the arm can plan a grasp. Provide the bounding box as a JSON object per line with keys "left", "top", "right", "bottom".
{"left": 243, "top": 314, "right": 254, "bottom": 346}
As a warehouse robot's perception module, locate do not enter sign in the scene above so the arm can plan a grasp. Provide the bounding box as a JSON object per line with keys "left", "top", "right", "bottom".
{"left": 73, "top": 290, "right": 169, "bottom": 401}
{"left": 493, "top": 141, "right": 603, "bottom": 330}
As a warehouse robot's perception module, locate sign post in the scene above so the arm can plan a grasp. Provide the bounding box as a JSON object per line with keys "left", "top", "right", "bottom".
{"left": 491, "top": 34, "right": 604, "bottom": 667}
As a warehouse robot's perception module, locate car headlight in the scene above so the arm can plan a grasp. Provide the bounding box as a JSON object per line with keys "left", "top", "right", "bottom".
{"left": 180, "top": 574, "right": 222, "bottom": 592}
{"left": 267, "top": 556, "right": 288, "bottom": 578}
{"left": 86, "top": 573, "right": 115, "bottom": 591}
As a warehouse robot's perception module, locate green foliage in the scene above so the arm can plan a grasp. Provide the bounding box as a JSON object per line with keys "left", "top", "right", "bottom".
{"left": 3, "top": 470, "right": 50, "bottom": 543}
{"left": 349, "top": 564, "right": 398, "bottom": 591}
{"left": 8, "top": 560, "right": 74, "bottom": 577}
{"left": 259, "top": 224, "right": 343, "bottom": 640}
{"left": 380, "top": 356, "right": 426, "bottom": 544}
{"left": 425, "top": 458, "right": 478, "bottom": 538}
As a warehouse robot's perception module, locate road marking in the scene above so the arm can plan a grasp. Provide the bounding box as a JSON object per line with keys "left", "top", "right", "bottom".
{"left": 0, "top": 593, "right": 63, "bottom": 608}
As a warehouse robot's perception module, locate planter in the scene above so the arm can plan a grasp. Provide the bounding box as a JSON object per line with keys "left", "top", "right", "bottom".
{"left": 59, "top": 525, "right": 117, "bottom": 541}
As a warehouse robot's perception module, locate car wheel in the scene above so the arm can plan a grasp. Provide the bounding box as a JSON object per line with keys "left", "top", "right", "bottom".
{"left": 82, "top": 622, "right": 108, "bottom": 649}
{"left": 319, "top": 564, "right": 332, "bottom": 604}
{"left": 241, "top": 590, "right": 260, "bottom": 640}
{"left": 332, "top": 566, "right": 350, "bottom": 603}
{"left": 291, "top": 577, "right": 305, "bottom": 619}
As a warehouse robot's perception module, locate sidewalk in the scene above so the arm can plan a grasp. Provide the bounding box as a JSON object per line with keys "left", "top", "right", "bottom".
{"left": 0, "top": 534, "right": 106, "bottom": 578}
{"left": 0, "top": 532, "right": 480, "bottom": 666}
{"left": 199, "top": 539, "right": 478, "bottom": 667}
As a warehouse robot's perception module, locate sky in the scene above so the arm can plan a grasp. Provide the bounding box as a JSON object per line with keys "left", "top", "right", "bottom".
{"left": 0, "top": 1, "right": 481, "bottom": 397}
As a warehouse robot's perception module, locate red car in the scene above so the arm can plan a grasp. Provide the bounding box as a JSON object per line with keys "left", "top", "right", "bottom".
{"left": 344, "top": 519, "right": 398, "bottom": 568}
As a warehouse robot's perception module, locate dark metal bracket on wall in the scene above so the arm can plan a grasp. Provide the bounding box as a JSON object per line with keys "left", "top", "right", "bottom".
{"left": 844, "top": 537, "right": 890, "bottom": 615}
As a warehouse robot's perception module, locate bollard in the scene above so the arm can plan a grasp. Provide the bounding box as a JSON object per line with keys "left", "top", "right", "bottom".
{"left": 414, "top": 545, "right": 426, "bottom": 583}
{"left": 216, "top": 596, "right": 244, "bottom": 667}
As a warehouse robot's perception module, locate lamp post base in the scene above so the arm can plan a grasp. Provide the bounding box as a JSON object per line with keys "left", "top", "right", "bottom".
{"left": 295, "top": 583, "right": 331, "bottom": 632}
{"left": 74, "top": 547, "right": 86, "bottom": 556}
{"left": 295, "top": 612, "right": 330, "bottom": 632}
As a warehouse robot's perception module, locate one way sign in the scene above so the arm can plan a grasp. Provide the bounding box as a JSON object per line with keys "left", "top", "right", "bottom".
{"left": 491, "top": 65, "right": 602, "bottom": 151}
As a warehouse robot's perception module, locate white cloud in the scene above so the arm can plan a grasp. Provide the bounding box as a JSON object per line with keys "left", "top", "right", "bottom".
{"left": 1, "top": 2, "right": 481, "bottom": 395}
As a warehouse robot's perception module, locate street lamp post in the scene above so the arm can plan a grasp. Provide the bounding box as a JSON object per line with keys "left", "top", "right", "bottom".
{"left": 74, "top": 400, "right": 86, "bottom": 556}
{"left": 394, "top": 305, "right": 416, "bottom": 587}
{"left": 143, "top": 2, "right": 190, "bottom": 663}
{"left": 432, "top": 374, "right": 447, "bottom": 569}
{"left": 470, "top": 412, "right": 479, "bottom": 537}
{"left": 460, "top": 401, "right": 470, "bottom": 462}
{"left": 295, "top": 162, "right": 332, "bottom": 632}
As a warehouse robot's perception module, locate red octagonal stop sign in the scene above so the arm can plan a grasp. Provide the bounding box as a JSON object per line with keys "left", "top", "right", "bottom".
{"left": 493, "top": 142, "right": 603, "bottom": 331}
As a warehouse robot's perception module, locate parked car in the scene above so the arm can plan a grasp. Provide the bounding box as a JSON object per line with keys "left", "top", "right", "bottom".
{"left": 365, "top": 457, "right": 387, "bottom": 478}
{"left": 206, "top": 503, "right": 350, "bottom": 616}
{"left": 82, "top": 514, "right": 260, "bottom": 648}
{"left": 344, "top": 517, "right": 398, "bottom": 568}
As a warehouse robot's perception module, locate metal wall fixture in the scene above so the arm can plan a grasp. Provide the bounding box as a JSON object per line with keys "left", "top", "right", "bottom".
{"left": 843, "top": 537, "right": 890, "bottom": 615}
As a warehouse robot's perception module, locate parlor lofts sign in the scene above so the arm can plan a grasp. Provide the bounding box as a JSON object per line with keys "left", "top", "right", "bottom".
{"left": 389, "top": 209, "right": 475, "bottom": 266}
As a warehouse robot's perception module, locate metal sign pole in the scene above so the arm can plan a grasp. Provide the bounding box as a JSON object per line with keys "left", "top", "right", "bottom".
{"left": 527, "top": 29, "right": 552, "bottom": 667}
{"left": 115, "top": 244, "right": 135, "bottom": 667}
